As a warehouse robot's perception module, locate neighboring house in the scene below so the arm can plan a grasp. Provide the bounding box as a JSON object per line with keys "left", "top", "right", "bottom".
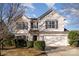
{"left": 10, "top": 9, "right": 69, "bottom": 46}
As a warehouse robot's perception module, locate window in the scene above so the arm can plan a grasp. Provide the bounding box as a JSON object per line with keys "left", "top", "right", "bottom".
{"left": 31, "top": 22, "right": 38, "bottom": 28}
{"left": 46, "top": 20, "right": 58, "bottom": 29}
{"left": 16, "top": 22, "right": 28, "bottom": 29}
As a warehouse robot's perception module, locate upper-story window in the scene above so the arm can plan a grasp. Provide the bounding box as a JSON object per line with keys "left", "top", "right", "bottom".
{"left": 16, "top": 22, "right": 28, "bottom": 30}
{"left": 31, "top": 22, "right": 38, "bottom": 29}
{"left": 45, "top": 20, "right": 58, "bottom": 29}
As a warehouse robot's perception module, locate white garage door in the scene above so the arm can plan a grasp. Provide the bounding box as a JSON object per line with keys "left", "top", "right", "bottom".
{"left": 44, "top": 35, "right": 68, "bottom": 46}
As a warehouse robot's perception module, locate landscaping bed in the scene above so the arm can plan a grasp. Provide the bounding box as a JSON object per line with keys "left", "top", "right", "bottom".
{"left": 1, "top": 48, "right": 46, "bottom": 56}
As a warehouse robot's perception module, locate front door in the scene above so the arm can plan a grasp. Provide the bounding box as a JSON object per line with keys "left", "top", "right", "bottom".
{"left": 33, "top": 35, "right": 37, "bottom": 41}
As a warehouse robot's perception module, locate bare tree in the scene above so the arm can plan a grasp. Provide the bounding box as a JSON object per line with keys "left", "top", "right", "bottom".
{"left": 0, "top": 3, "right": 25, "bottom": 56}
{"left": 6, "top": 4, "right": 24, "bottom": 24}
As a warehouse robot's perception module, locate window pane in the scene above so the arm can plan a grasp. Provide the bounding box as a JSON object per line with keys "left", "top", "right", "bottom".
{"left": 25, "top": 22, "right": 28, "bottom": 29}
{"left": 16, "top": 22, "right": 28, "bottom": 30}
{"left": 51, "top": 21, "right": 55, "bottom": 28}
{"left": 45, "top": 20, "right": 57, "bottom": 28}
{"left": 31, "top": 23, "right": 33, "bottom": 28}
{"left": 31, "top": 22, "right": 38, "bottom": 28}
{"left": 16, "top": 22, "right": 22, "bottom": 29}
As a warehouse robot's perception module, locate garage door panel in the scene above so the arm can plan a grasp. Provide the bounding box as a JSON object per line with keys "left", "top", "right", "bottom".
{"left": 44, "top": 35, "right": 68, "bottom": 46}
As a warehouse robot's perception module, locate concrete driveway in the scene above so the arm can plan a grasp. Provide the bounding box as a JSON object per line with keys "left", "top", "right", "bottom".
{"left": 45, "top": 46, "right": 79, "bottom": 56}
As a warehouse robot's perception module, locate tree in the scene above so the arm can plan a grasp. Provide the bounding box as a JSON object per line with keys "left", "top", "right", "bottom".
{"left": 6, "top": 4, "right": 24, "bottom": 25}
{"left": 0, "top": 4, "right": 8, "bottom": 55}
{"left": 0, "top": 3, "right": 25, "bottom": 55}
{"left": 0, "top": 20, "right": 8, "bottom": 55}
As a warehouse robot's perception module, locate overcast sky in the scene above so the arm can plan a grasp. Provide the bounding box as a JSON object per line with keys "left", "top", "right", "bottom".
{"left": 23, "top": 3, "right": 79, "bottom": 30}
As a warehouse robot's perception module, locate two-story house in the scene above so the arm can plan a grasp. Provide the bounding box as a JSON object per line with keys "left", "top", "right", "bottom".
{"left": 10, "top": 9, "right": 69, "bottom": 47}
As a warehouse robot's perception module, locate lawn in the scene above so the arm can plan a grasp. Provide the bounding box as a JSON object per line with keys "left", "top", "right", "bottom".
{"left": 1, "top": 47, "right": 46, "bottom": 56}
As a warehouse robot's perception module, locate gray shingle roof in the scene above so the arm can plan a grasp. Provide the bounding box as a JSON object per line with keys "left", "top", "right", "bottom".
{"left": 38, "top": 8, "right": 53, "bottom": 20}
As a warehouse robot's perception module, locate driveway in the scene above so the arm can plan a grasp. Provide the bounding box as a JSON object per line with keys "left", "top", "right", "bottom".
{"left": 45, "top": 46, "right": 79, "bottom": 56}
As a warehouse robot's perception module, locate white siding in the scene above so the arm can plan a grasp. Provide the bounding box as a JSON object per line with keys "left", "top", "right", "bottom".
{"left": 12, "top": 16, "right": 31, "bottom": 34}
{"left": 10, "top": 11, "right": 69, "bottom": 46}
{"left": 39, "top": 34, "right": 69, "bottom": 46}
{"left": 38, "top": 11, "right": 65, "bottom": 32}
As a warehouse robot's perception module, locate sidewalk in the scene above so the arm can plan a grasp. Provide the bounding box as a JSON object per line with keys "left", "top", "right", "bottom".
{"left": 45, "top": 46, "right": 79, "bottom": 56}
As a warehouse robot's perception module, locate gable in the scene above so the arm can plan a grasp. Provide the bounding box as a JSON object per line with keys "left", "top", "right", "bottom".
{"left": 38, "top": 9, "right": 65, "bottom": 20}
{"left": 38, "top": 9, "right": 65, "bottom": 32}
{"left": 38, "top": 9, "right": 65, "bottom": 24}
{"left": 9, "top": 15, "right": 31, "bottom": 33}
{"left": 16, "top": 15, "right": 30, "bottom": 23}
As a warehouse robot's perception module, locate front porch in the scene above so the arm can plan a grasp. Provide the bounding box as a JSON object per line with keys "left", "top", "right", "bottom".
{"left": 29, "top": 29, "right": 40, "bottom": 41}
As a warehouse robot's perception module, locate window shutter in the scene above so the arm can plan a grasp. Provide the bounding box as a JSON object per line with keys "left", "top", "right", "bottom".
{"left": 16, "top": 22, "right": 21, "bottom": 29}
{"left": 21, "top": 22, "right": 24, "bottom": 29}
{"left": 16, "top": 22, "right": 18, "bottom": 29}
{"left": 45, "top": 21, "right": 47, "bottom": 29}
{"left": 25, "top": 22, "right": 28, "bottom": 29}
{"left": 22, "top": 22, "right": 24, "bottom": 29}
{"left": 56, "top": 20, "right": 58, "bottom": 29}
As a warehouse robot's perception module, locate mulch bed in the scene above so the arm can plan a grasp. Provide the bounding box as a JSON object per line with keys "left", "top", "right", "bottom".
{"left": 0, "top": 47, "right": 46, "bottom": 56}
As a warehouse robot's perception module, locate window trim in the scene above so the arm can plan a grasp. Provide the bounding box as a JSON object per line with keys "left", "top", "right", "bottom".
{"left": 31, "top": 22, "right": 38, "bottom": 29}
{"left": 16, "top": 22, "right": 28, "bottom": 30}
{"left": 45, "top": 20, "right": 58, "bottom": 29}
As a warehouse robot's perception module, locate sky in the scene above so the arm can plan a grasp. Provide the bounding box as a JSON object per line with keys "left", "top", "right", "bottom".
{"left": 23, "top": 3, "right": 79, "bottom": 30}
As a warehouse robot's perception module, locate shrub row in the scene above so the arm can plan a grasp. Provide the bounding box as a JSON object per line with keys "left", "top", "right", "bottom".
{"left": 15, "top": 40, "right": 45, "bottom": 50}
{"left": 3, "top": 39, "right": 15, "bottom": 46}
{"left": 27, "top": 41, "right": 45, "bottom": 50}
{"left": 2, "top": 39, "right": 46, "bottom": 50}
{"left": 27, "top": 41, "right": 34, "bottom": 48}
{"left": 34, "top": 41, "right": 45, "bottom": 51}
{"left": 68, "top": 31, "right": 79, "bottom": 47}
{"left": 15, "top": 39, "right": 27, "bottom": 48}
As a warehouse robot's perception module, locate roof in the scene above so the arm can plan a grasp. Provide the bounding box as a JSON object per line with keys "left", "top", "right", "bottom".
{"left": 12, "top": 8, "right": 64, "bottom": 21}
{"left": 64, "top": 28, "right": 69, "bottom": 31}
{"left": 38, "top": 8, "right": 54, "bottom": 20}
{"left": 29, "top": 18, "right": 37, "bottom": 20}
{"left": 27, "top": 8, "right": 56, "bottom": 20}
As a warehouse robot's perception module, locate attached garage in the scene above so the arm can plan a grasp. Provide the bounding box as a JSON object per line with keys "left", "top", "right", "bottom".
{"left": 39, "top": 32, "right": 69, "bottom": 47}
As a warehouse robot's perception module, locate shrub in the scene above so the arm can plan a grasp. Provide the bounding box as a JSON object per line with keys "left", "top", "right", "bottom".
{"left": 3, "top": 39, "right": 15, "bottom": 46}
{"left": 27, "top": 41, "right": 34, "bottom": 48}
{"left": 68, "top": 31, "right": 79, "bottom": 40}
{"left": 15, "top": 39, "right": 27, "bottom": 48}
{"left": 68, "top": 31, "right": 79, "bottom": 46}
{"left": 69, "top": 40, "right": 74, "bottom": 45}
{"left": 34, "top": 41, "right": 45, "bottom": 51}
{"left": 15, "top": 39, "right": 20, "bottom": 48}
{"left": 0, "top": 32, "right": 15, "bottom": 47}
{"left": 72, "top": 41, "right": 79, "bottom": 47}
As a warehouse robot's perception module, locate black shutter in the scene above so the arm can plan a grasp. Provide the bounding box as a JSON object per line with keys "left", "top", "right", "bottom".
{"left": 45, "top": 21, "right": 47, "bottom": 29}
{"left": 16, "top": 22, "right": 21, "bottom": 29}
{"left": 56, "top": 20, "right": 58, "bottom": 29}
{"left": 25, "top": 22, "right": 28, "bottom": 29}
